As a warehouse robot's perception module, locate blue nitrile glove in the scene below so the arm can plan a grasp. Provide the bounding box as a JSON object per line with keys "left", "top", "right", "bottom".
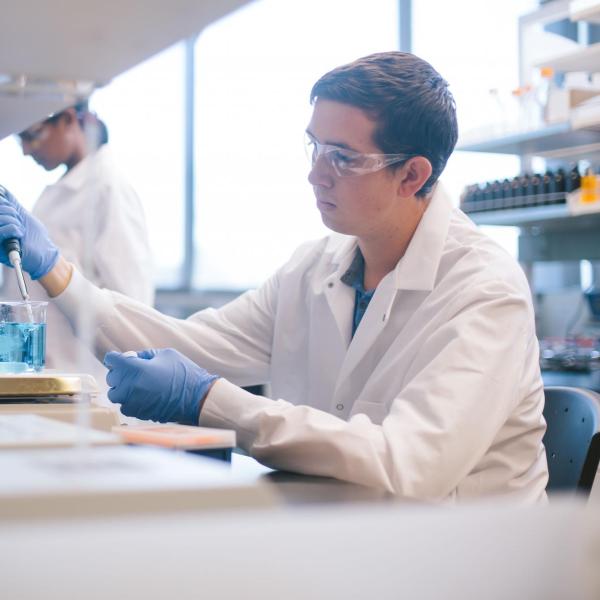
{"left": 104, "top": 348, "right": 220, "bottom": 425}
{"left": 0, "top": 185, "right": 59, "bottom": 279}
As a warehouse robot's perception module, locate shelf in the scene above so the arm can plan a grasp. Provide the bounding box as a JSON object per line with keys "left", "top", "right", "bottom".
{"left": 457, "top": 122, "right": 600, "bottom": 156}
{"left": 536, "top": 41, "right": 600, "bottom": 73}
{"left": 467, "top": 203, "right": 600, "bottom": 229}
{"left": 468, "top": 204, "right": 569, "bottom": 226}
{"left": 571, "top": 100, "right": 600, "bottom": 130}
{"left": 0, "top": 0, "right": 249, "bottom": 82}
{"left": 570, "top": 0, "right": 600, "bottom": 23}
{"left": 0, "top": 0, "right": 250, "bottom": 139}
{"left": 0, "top": 95, "right": 76, "bottom": 142}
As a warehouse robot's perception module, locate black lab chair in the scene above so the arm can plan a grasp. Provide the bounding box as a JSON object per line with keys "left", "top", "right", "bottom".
{"left": 543, "top": 386, "right": 600, "bottom": 495}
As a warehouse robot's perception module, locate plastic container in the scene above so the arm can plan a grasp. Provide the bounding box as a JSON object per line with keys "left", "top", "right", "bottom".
{"left": 581, "top": 168, "right": 600, "bottom": 204}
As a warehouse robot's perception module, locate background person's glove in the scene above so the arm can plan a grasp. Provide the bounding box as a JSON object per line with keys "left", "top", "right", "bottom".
{"left": 0, "top": 185, "right": 59, "bottom": 279}
{"left": 104, "top": 348, "right": 220, "bottom": 425}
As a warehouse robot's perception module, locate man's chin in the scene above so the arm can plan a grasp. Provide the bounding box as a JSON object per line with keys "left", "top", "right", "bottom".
{"left": 320, "top": 213, "right": 352, "bottom": 236}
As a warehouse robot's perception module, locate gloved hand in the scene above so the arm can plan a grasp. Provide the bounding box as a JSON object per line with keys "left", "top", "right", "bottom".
{"left": 104, "top": 348, "right": 220, "bottom": 425}
{"left": 0, "top": 185, "right": 59, "bottom": 279}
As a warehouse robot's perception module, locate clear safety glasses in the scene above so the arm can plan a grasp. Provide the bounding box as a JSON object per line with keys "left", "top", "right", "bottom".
{"left": 305, "top": 133, "right": 415, "bottom": 177}
{"left": 17, "top": 113, "right": 61, "bottom": 145}
{"left": 17, "top": 123, "right": 49, "bottom": 145}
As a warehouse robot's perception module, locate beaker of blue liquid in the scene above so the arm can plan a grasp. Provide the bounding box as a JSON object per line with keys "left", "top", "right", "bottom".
{"left": 0, "top": 301, "right": 47, "bottom": 373}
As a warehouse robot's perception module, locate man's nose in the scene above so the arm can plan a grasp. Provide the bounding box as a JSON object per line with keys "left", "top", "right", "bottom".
{"left": 307, "top": 154, "right": 334, "bottom": 188}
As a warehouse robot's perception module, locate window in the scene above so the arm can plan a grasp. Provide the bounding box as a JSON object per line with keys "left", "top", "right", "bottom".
{"left": 193, "top": 0, "right": 400, "bottom": 289}
{"left": 91, "top": 43, "right": 186, "bottom": 288}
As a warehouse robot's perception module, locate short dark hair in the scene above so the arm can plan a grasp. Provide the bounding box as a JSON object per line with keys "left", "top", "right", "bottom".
{"left": 310, "top": 52, "right": 458, "bottom": 197}
{"left": 72, "top": 100, "right": 109, "bottom": 146}
{"left": 52, "top": 100, "right": 109, "bottom": 146}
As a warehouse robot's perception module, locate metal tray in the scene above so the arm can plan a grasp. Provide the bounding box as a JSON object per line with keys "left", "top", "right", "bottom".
{"left": 0, "top": 375, "right": 81, "bottom": 397}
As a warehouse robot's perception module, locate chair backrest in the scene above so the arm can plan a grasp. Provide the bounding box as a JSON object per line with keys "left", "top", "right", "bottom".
{"left": 543, "top": 386, "right": 600, "bottom": 495}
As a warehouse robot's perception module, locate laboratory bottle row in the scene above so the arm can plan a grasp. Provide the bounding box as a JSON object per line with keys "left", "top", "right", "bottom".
{"left": 460, "top": 166, "right": 583, "bottom": 214}
{"left": 539, "top": 336, "right": 600, "bottom": 373}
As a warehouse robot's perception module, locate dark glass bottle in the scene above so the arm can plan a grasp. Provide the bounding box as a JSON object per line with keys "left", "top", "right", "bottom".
{"left": 517, "top": 174, "right": 530, "bottom": 208}
{"left": 491, "top": 180, "right": 503, "bottom": 209}
{"left": 511, "top": 176, "right": 522, "bottom": 204}
{"left": 565, "top": 164, "right": 581, "bottom": 193}
{"left": 528, "top": 173, "right": 543, "bottom": 204}
{"left": 554, "top": 168, "right": 566, "bottom": 193}
{"left": 543, "top": 170, "right": 555, "bottom": 193}
{"left": 482, "top": 182, "right": 494, "bottom": 210}
{"left": 552, "top": 168, "right": 567, "bottom": 204}
{"left": 473, "top": 184, "right": 484, "bottom": 203}
{"left": 460, "top": 184, "right": 478, "bottom": 212}
{"left": 501, "top": 178, "right": 513, "bottom": 208}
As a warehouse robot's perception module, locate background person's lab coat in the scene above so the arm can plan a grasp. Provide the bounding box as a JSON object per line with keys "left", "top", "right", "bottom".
{"left": 55, "top": 185, "right": 548, "bottom": 502}
{"left": 2, "top": 145, "right": 154, "bottom": 400}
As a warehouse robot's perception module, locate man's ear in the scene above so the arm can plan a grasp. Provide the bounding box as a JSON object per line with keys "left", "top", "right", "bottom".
{"left": 396, "top": 156, "right": 432, "bottom": 198}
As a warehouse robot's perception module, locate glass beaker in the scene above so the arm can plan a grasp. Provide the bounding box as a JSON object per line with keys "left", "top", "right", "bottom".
{"left": 0, "top": 301, "right": 47, "bottom": 373}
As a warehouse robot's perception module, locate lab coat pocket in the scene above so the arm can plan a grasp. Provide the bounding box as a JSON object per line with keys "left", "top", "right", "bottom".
{"left": 350, "top": 401, "right": 389, "bottom": 425}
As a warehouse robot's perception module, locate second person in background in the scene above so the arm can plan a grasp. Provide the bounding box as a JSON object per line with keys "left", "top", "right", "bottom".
{"left": 2, "top": 100, "right": 154, "bottom": 393}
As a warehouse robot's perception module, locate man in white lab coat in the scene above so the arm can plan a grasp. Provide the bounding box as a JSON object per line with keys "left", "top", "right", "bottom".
{"left": 0, "top": 52, "right": 548, "bottom": 502}
{"left": 2, "top": 101, "right": 153, "bottom": 394}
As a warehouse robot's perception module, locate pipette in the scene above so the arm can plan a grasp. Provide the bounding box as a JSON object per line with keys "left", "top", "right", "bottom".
{"left": 3, "top": 238, "right": 30, "bottom": 301}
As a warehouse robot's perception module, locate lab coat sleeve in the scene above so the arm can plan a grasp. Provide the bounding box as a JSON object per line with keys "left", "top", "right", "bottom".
{"left": 200, "top": 279, "right": 540, "bottom": 501}
{"left": 54, "top": 266, "right": 278, "bottom": 386}
{"left": 92, "top": 182, "right": 154, "bottom": 305}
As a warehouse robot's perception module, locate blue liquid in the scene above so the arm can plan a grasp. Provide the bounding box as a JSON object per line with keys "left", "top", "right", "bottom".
{"left": 0, "top": 322, "right": 46, "bottom": 372}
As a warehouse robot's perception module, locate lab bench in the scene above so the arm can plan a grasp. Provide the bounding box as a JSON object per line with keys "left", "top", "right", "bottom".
{"left": 230, "top": 452, "right": 395, "bottom": 506}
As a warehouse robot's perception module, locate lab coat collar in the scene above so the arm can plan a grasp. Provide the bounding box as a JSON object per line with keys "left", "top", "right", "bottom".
{"left": 325, "top": 234, "right": 358, "bottom": 269}
{"left": 320, "top": 235, "right": 358, "bottom": 292}
{"left": 324, "top": 183, "right": 453, "bottom": 292}
{"left": 53, "top": 145, "right": 110, "bottom": 192}
{"left": 390, "top": 182, "right": 452, "bottom": 292}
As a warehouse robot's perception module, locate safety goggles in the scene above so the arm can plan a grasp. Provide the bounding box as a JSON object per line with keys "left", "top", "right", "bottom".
{"left": 17, "top": 113, "right": 62, "bottom": 144}
{"left": 305, "top": 133, "right": 415, "bottom": 177}
{"left": 18, "top": 123, "right": 49, "bottom": 144}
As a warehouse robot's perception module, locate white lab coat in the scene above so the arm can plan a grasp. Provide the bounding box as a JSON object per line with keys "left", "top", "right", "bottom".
{"left": 55, "top": 185, "right": 548, "bottom": 502}
{"left": 2, "top": 145, "right": 154, "bottom": 397}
